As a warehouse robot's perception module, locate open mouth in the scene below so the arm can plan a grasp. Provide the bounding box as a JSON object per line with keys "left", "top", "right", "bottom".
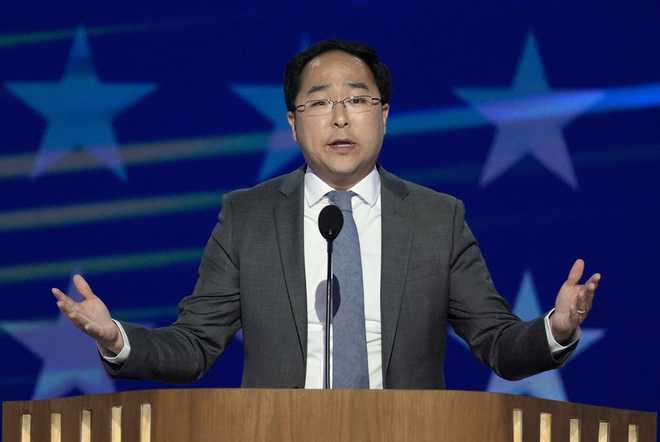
{"left": 327, "top": 139, "right": 356, "bottom": 150}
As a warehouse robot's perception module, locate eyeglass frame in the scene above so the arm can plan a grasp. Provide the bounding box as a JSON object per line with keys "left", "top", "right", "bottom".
{"left": 294, "top": 95, "right": 384, "bottom": 115}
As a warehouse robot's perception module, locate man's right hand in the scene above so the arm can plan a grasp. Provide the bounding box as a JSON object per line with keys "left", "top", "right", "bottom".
{"left": 51, "top": 274, "right": 124, "bottom": 355}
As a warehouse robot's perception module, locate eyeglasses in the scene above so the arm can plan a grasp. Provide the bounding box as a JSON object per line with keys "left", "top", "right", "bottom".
{"left": 294, "top": 95, "right": 383, "bottom": 116}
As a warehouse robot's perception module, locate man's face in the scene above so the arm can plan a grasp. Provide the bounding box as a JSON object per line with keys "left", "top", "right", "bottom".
{"left": 287, "top": 50, "right": 389, "bottom": 189}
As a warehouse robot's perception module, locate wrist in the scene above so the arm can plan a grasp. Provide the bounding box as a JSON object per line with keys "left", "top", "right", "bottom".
{"left": 549, "top": 312, "right": 573, "bottom": 345}
{"left": 103, "top": 323, "right": 124, "bottom": 354}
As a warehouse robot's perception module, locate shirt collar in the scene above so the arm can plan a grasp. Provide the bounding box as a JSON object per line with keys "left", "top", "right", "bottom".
{"left": 304, "top": 166, "right": 381, "bottom": 208}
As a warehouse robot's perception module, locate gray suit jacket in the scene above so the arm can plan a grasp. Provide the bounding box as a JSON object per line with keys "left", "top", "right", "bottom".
{"left": 103, "top": 166, "right": 568, "bottom": 388}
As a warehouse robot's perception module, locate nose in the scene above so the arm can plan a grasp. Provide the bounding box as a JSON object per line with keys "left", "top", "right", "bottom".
{"left": 331, "top": 102, "right": 349, "bottom": 128}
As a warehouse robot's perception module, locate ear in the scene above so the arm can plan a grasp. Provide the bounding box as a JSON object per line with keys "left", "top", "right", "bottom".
{"left": 287, "top": 111, "right": 298, "bottom": 143}
{"left": 381, "top": 103, "right": 390, "bottom": 134}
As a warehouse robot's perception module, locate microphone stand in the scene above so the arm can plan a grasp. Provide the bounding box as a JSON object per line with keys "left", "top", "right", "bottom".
{"left": 324, "top": 238, "right": 334, "bottom": 389}
{"left": 318, "top": 204, "right": 342, "bottom": 389}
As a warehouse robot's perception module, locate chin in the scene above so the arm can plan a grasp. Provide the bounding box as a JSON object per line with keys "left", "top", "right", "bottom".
{"left": 330, "top": 166, "right": 369, "bottom": 185}
{"left": 327, "top": 163, "right": 360, "bottom": 178}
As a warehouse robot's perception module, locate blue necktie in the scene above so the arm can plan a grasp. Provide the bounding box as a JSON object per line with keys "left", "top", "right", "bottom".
{"left": 327, "top": 190, "right": 369, "bottom": 389}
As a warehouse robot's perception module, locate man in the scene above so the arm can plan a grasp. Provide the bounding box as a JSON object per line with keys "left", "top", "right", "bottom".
{"left": 52, "top": 40, "right": 601, "bottom": 389}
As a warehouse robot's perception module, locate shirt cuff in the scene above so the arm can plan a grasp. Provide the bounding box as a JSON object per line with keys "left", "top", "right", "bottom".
{"left": 544, "top": 309, "right": 581, "bottom": 354}
{"left": 97, "top": 319, "right": 131, "bottom": 364}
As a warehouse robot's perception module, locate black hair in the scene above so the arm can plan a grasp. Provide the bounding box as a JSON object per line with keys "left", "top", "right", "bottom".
{"left": 283, "top": 39, "right": 392, "bottom": 112}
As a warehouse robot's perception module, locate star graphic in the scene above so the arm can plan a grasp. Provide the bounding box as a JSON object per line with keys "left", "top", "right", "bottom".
{"left": 455, "top": 34, "right": 605, "bottom": 189}
{"left": 0, "top": 274, "right": 116, "bottom": 399}
{"left": 5, "top": 28, "right": 157, "bottom": 179}
{"left": 451, "top": 271, "right": 605, "bottom": 401}
{"left": 231, "top": 84, "right": 297, "bottom": 180}
{"left": 231, "top": 37, "right": 311, "bottom": 181}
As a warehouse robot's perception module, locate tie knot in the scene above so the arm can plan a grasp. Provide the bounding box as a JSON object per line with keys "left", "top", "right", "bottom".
{"left": 328, "top": 190, "right": 354, "bottom": 212}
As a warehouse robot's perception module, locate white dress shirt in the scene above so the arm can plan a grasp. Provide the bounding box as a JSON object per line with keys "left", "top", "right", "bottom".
{"left": 103, "top": 166, "right": 580, "bottom": 387}
{"left": 303, "top": 167, "right": 383, "bottom": 388}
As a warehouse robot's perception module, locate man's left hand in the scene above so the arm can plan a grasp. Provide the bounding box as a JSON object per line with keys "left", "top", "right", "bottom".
{"left": 550, "top": 259, "right": 601, "bottom": 344}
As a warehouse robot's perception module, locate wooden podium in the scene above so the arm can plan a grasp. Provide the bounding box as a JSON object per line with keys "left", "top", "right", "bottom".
{"left": 3, "top": 389, "right": 656, "bottom": 441}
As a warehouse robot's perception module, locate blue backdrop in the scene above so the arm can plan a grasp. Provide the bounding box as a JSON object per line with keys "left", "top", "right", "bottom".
{"left": 1, "top": 0, "right": 658, "bottom": 436}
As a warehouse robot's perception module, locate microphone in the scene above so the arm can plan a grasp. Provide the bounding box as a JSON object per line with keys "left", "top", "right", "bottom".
{"left": 318, "top": 204, "right": 343, "bottom": 389}
{"left": 318, "top": 204, "right": 343, "bottom": 244}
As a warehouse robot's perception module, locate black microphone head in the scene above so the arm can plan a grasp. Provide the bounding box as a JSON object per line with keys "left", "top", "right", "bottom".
{"left": 318, "top": 204, "right": 343, "bottom": 242}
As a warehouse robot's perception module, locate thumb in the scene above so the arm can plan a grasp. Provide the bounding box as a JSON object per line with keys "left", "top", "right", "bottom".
{"left": 566, "top": 259, "right": 584, "bottom": 286}
{"left": 73, "top": 274, "right": 97, "bottom": 300}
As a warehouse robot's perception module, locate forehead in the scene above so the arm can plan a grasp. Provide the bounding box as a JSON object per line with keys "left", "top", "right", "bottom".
{"left": 299, "top": 50, "right": 376, "bottom": 89}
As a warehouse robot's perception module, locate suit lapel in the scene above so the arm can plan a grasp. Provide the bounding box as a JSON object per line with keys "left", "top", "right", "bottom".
{"left": 379, "top": 168, "right": 413, "bottom": 384}
{"left": 274, "top": 168, "right": 308, "bottom": 362}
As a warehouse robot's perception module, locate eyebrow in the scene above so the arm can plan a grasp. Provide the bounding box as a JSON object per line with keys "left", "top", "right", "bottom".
{"left": 305, "top": 84, "right": 329, "bottom": 95}
{"left": 304, "top": 81, "right": 371, "bottom": 96}
{"left": 346, "top": 81, "right": 370, "bottom": 91}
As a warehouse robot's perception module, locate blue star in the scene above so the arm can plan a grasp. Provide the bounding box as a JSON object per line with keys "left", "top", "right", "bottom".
{"left": 231, "top": 84, "right": 297, "bottom": 181}
{"left": 231, "top": 37, "right": 312, "bottom": 181}
{"left": 5, "top": 28, "right": 157, "bottom": 179}
{"left": 455, "top": 34, "right": 605, "bottom": 189}
{"left": 0, "top": 273, "right": 115, "bottom": 399}
{"left": 463, "top": 271, "right": 605, "bottom": 400}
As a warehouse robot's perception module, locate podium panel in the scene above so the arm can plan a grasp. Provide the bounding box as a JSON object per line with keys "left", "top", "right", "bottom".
{"left": 3, "top": 389, "right": 656, "bottom": 442}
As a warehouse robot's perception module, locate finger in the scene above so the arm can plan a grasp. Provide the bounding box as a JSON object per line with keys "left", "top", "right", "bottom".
{"left": 586, "top": 273, "right": 601, "bottom": 287}
{"left": 581, "top": 280, "right": 598, "bottom": 311}
{"left": 574, "top": 289, "right": 596, "bottom": 325}
{"left": 55, "top": 300, "right": 72, "bottom": 315}
{"left": 73, "top": 274, "right": 97, "bottom": 300}
{"left": 52, "top": 288, "right": 77, "bottom": 313}
{"left": 51, "top": 287, "right": 70, "bottom": 303}
{"left": 566, "top": 259, "right": 585, "bottom": 286}
{"left": 52, "top": 290, "right": 90, "bottom": 324}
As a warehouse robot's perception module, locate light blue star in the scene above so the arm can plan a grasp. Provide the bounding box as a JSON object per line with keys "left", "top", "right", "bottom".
{"left": 231, "top": 37, "right": 312, "bottom": 181}
{"left": 0, "top": 273, "right": 115, "bottom": 399}
{"left": 455, "top": 34, "right": 605, "bottom": 189}
{"left": 231, "top": 84, "right": 297, "bottom": 180}
{"left": 449, "top": 271, "right": 605, "bottom": 401}
{"left": 5, "top": 28, "right": 157, "bottom": 179}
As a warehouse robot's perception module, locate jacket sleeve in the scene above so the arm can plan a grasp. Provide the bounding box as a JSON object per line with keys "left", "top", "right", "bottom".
{"left": 447, "top": 199, "right": 571, "bottom": 380}
{"left": 101, "top": 193, "right": 242, "bottom": 383}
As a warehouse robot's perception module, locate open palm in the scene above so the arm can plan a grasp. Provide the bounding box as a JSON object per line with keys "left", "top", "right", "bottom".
{"left": 51, "top": 274, "right": 123, "bottom": 353}
{"left": 551, "top": 259, "right": 601, "bottom": 343}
